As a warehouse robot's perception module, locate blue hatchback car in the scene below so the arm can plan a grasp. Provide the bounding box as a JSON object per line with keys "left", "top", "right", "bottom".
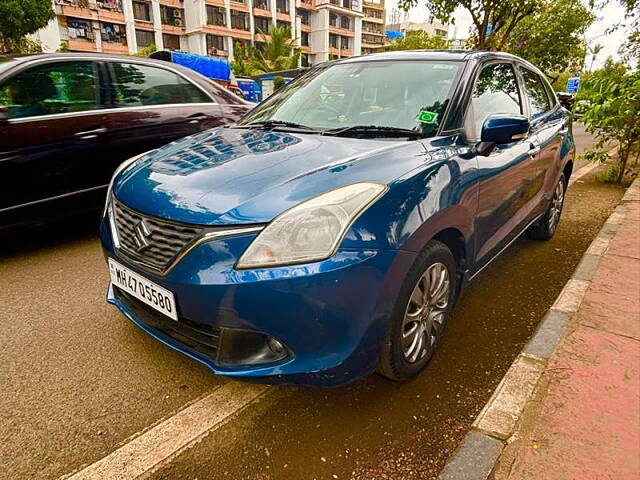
{"left": 100, "top": 51, "right": 574, "bottom": 386}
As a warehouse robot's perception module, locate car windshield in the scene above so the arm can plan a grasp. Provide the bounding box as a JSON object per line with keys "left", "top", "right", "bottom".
{"left": 240, "top": 60, "right": 461, "bottom": 137}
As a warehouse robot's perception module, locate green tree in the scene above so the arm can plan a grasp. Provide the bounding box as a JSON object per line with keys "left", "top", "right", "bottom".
{"left": 398, "top": 0, "right": 542, "bottom": 50}
{"left": 578, "top": 64, "right": 640, "bottom": 184}
{"left": 231, "top": 41, "right": 257, "bottom": 76}
{"left": 386, "top": 30, "right": 448, "bottom": 51}
{"left": 0, "top": 0, "right": 55, "bottom": 53}
{"left": 504, "top": 0, "right": 594, "bottom": 80}
{"left": 251, "top": 26, "right": 301, "bottom": 73}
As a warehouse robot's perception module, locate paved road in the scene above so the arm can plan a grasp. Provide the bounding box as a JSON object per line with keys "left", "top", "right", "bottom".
{"left": 0, "top": 126, "right": 624, "bottom": 479}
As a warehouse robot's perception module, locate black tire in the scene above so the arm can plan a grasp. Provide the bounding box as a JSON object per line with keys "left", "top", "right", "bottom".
{"left": 377, "top": 240, "right": 456, "bottom": 381}
{"left": 526, "top": 173, "right": 566, "bottom": 241}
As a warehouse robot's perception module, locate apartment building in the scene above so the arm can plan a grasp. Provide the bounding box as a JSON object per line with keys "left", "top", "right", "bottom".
{"left": 33, "top": 0, "right": 380, "bottom": 66}
{"left": 386, "top": 19, "right": 449, "bottom": 39}
{"left": 360, "top": 0, "right": 385, "bottom": 55}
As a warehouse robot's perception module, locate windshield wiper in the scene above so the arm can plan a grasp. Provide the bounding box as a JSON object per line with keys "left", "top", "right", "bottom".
{"left": 237, "top": 120, "right": 320, "bottom": 132}
{"left": 322, "top": 125, "right": 422, "bottom": 139}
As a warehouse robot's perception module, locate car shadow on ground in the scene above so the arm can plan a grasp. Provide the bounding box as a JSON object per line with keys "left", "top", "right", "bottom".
{"left": 0, "top": 211, "right": 102, "bottom": 262}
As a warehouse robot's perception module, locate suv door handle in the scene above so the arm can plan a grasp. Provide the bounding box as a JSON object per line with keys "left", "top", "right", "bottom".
{"left": 529, "top": 143, "right": 541, "bottom": 158}
{"left": 74, "top": 127, "right": 107, "bottom": 140}
{"left": 188, "top": 114, "right": 209, "bottom": 124}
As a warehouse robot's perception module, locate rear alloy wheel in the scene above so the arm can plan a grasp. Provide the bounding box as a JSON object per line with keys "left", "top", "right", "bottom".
{"left": 526, "top": 173, "right": 566, "bottom": 240}
{"left": 378, "top": 240, "right": 456, "bottom": 381}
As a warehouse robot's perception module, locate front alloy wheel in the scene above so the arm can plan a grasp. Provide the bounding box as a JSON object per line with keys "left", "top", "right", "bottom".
{"left": 378, "top": 240, "right": 456, "bottom": 381}
{"left": 402, "top": 262, "right": 450, "bottom": 363}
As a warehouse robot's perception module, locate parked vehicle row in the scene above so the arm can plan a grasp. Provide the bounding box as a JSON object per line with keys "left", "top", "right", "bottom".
{"left": 100, "top": 50, "right": 575, "bottom": 386}
{"left": 0, "top": 53, "right": 249, "bottom": 232}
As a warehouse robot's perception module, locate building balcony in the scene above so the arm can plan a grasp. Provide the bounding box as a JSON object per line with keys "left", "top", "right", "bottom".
{"left": 329, "top": 26, "right": 355, "bottom": 37}
{"left": 159, "top": 0, "right": 183, "bottom": 7}
{"left": 229, "top": 28, "right": 252, "bottom": 40}
{"left": 362, "top": 28, "right": 384, "bottom": 35}
{"left": 298, "top": 0, "right": 314, "bottom": 8}
{"left": 161, "top": 24, "right": 184, "bottom": 34}
{"left": 56, "top": 5, "right": 94, "bottom": 20}
{"left": 362, "top": 15, "right": 384, "bottom": 23}
{"left": 134, "top": 20, "right": 154, "bottom": 31}
{"left": 300, "top": 23, "right": 312, "bottom": 32}
{"left": 275, "top": 11, "right": 291, "bottom": 21}
{"left": 203, "top": 24, "right": 232, "bottom": 36}
{"left": 254, "top": 32, "right": 271, "bottom": 42}
{"left": 68, "top": 38, "right": 98, "bottom": 52}
{"left": 205, "top": 0, "right": 226, "bottom": 7}
{"left": 253, "top": 7, "right": 272, "bottom": 17}
{"left": 101, "top": 42, "right": 129, "bottom": 54}
{"left": 229, "top": 0, "right": 250, "bottom": 12}
{"left": 301, "top": 45, "right": 311, "bottom": 53}
{"left": 329, "top": 46, "right": 352, "bottom": 56}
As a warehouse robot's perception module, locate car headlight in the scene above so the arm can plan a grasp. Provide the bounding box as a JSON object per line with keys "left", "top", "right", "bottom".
{"left": 236, "top": 182, "right": 387, "bottom": 269}
{"left": 102, "top": 151, "right": 150, "bottom": 218}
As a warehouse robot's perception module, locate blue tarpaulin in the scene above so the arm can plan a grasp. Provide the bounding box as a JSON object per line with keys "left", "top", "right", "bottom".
{"left": 386, "top": 30, "right": 404, "bottom": 39}
{"left": 170, "top": 51, "right": 231, "bottom": 82}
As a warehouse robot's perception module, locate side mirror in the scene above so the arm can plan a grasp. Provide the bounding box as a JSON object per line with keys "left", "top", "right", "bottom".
{"left": 481, "top": 114, "right": 529, "bottom": 144}
{"left": 0, "top": 106, "right": 9, "bottom": 124}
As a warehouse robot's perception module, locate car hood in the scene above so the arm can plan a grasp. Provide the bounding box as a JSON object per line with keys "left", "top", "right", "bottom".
{"left": 113, "top": 127, "right": 434, "bottom": 225}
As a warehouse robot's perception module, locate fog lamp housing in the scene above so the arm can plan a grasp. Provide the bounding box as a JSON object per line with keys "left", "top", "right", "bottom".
{"left": 217, "top": 328, "right": 291, "bottom": 366}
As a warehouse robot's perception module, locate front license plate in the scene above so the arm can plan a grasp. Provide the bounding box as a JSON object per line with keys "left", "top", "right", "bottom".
{"left": 108, "top": 258, "right": 178, "bottom": 321}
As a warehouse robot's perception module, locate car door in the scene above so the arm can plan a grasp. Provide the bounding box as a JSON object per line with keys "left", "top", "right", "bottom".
{"left": 467, "top": 61, "right": 541, "bottom": 268}
{"left": 518, "top": 65, "right": 567, "bottom": 213}
{"left": 0, "top": 59, "right": 109, "bottom": 213}
{"left": 96, "top": 60, "right": 225, "bottom": 186}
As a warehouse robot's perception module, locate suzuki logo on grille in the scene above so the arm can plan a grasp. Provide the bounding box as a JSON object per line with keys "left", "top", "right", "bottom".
{"left": 132, "top": 219, "right": 152, "bottom": 252}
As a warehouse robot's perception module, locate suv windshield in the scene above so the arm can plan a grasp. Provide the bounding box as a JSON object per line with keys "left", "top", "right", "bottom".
{"left": 240, "top": 60, "right": 461, "bottom": 137}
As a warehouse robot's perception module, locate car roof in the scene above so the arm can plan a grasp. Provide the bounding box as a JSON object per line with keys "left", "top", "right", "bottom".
{"left": 1, "top": 52, "right": 187, "bottom": 68}
{"left": 335, "top": 49, "right": 527, "bottom": 64}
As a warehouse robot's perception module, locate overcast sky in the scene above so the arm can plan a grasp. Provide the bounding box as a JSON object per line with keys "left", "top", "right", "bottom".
{"left": 386, "top": 0, "right": 631, "bottom": 69}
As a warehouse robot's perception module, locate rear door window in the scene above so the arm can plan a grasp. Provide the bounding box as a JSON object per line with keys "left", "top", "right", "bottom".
{"left": 465, "top": 62, "right": 522, "bottom": 140}
{"left": 0, "top": 61, "right": 100, "bottom": 119}
{"left": 109, "top": 62, "right": 212, "bottom": 107}
{"left": 520, "top": 68, "right": 552, "bottom": 119}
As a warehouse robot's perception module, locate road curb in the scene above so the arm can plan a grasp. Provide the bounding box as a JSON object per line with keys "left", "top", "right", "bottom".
{"left": 437, "top": 176, "right": 640, "bottom": 480}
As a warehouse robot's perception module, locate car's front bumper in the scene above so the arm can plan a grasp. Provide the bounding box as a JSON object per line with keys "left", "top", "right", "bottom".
{"left": 101, "top": 217, "right": 414, "bottom": 386}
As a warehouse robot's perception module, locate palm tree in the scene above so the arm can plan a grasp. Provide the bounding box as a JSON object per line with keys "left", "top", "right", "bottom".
{"left": 588, "top": 43, "right": 603, "bottom": 72}
{"left": 251, "top": 25, "right": 301, "bottom": 73}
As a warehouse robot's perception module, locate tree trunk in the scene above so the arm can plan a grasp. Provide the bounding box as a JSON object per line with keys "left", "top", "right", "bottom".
{"left": 617, "top": 142, "right": 630, "bottom": 184}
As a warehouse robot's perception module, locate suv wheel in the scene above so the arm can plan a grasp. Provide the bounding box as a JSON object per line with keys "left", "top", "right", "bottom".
{"left": 526, "top": 173, "right": 566, "bottom": 240}
{"left": 377, "top": 240, "right": 456, "bottom": 381}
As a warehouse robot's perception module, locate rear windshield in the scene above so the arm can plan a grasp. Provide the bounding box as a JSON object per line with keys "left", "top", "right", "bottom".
{"left": 241, "top": 60, "right": 461, "bottom": 137}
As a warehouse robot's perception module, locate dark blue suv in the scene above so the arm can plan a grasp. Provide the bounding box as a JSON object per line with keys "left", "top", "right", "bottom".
{"left": 100, "top": 51, "right": 574, "bottom": 386}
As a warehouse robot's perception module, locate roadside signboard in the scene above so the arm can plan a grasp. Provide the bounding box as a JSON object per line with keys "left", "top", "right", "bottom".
{"left": 567, "top": 76, "right": 580, "bottom": 94}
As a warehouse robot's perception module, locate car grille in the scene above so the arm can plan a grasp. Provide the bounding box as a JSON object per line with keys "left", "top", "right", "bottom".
{"left": 114, "top": 287, "right": 221, "bottom": 360}
{"left": 112, "top": 200, "right": 204, "bottom": 272}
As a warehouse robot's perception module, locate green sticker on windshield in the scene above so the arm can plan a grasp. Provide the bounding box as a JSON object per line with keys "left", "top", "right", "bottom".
{"left": 417, "top": 110, "right": 438, "bottom": 124}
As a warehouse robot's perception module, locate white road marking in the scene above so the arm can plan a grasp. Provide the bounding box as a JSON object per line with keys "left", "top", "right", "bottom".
{"left": 62, "top": 382, "right": 269, "bottom": 480}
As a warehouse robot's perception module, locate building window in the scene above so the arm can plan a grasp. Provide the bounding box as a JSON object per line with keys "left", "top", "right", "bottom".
{"left": 341, "top": 36, "right": 350, "bottom": 50}
{"left": 301, "top": 31, "right": 309, "bottom": 46}
{"left": 206, "top": 6, "right": 226, "bottom": 26}
{"left": 340, "top": 16, "right": 351, "bottom": 30}
{"left": 435, "top": 28, "right": 447, "bottom": 37}
{"left": 132, "top": 1, "right": 151, "bottom": 21}
{"left": 162, "top": 33, "right": 181, "bottom": 50}
{"left": 275, "top": 0, "right": 289, "bottom": 13}
{"left": 329, "top": 34, "right": 338, "bottom": 48}
{"left": 301, "top": 53, "right": 309, "bottom": 67}
{"left": 255, "top": 16, "right": 271, "bottom": 33}
{"left": 276, "top": 20, "right": 289, "bottom": 30}
{"left": 101, "top": 22, "right": 125, "bottom": 43}
{"left": 329, "top": 13, "right": 337, "bottom": 27}
{"left": 299, "top": 9, "right": 310, "bottom": 25}
{"left": 254, "top": 0, "right": 269, "bottom": 9}
{"left": 160, "top": 6, "right": 184, "bottom": 27}
{"left": 135, "top": 29, "right": 155, "bottom": 49}
{"left": 206, "top": 34, "right": 226, "bottom": 54}
{"left": 230, "top": 11, "right": 249, "bottom": 30}
{"left": 67, "top": 18, "right": 95, "bottom": 39}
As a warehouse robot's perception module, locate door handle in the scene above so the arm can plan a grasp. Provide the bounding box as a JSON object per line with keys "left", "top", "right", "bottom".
{"left": 74, "top": 127, "right": 107, "bottom": 140}
{"left": 559, "top": 127, "right": 568, "bottom": 135}
{"left": 529, "top": 143, "right": 541, "bottom": 158}
{"left": 188, "top": 114, "right": 209, "bottom": 124}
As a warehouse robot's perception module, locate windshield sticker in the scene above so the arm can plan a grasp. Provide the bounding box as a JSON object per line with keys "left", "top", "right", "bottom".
{"left": 417, "top": 110, "right": 438, "bottom": 124}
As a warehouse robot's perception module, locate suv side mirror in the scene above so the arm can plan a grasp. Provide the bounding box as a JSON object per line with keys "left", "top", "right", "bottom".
{"left": 0, "top": 106, "right": 9, "bottom": 124}
{"left": 481, "top": 114, "right": 529, "bottom": 144}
